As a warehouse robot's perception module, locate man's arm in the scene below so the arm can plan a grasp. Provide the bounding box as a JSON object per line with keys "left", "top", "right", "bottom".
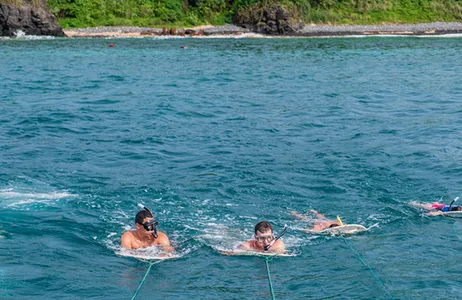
{"left": 121, "top": 232, "right": 134, "bottom": 249}
{"left": 427, "top": 211, "right": 443, "bottom": 216}
{"left": 157, "top": 232, "right": 175, "bottom": 253}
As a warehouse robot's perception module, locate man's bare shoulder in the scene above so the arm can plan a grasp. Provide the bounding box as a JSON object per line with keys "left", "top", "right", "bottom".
{"left": 269, "top": 240, "right": 286, "bottom": 253}
{"left": 121, "top": 231, "right": 136, "bottom": 248}
{"left": 156, "top": 231, "right": 169, "bottom": 242}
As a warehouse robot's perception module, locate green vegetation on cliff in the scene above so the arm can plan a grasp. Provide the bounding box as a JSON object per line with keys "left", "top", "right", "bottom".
{"left": 44, "top": 0, "right": 462, "bottom": 28}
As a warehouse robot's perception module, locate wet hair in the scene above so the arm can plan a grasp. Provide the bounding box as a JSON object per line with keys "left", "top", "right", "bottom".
{"left": 255, "top": 221, "right": 272, "bottom": 234}
{"left": 450, "top": 206, "right": 462, "bottom": 212}
{"left": 135, "top": 209, "right": 153, "bottom": 224}
{"left": 329, "top": 224, "right": 340, "bottom": 228}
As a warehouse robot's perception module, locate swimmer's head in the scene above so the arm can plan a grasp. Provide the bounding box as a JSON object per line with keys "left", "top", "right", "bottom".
{"left": 254, "top": 221, "right": 274, "bottom": 248}
{"left": 135, "top": 207, "right": 158, "bottom": 238}
{"left": 450, "top": 206, "right": 462, "bottom": 211}
{"left": 255, "top": 221, "right": 273, "bottom": 235}
{"left": 135, "top": 208, "right": 153, "bottom": 224}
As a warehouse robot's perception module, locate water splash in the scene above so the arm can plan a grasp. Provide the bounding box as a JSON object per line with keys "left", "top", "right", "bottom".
{"left": 0, "top": 187, "right": 77, "bottom": 208}
{"left": 12, "top": 30, "right": 55, "bottom": 40}
{"left": 14, "top": 30, "right": 26, "bottom": 38}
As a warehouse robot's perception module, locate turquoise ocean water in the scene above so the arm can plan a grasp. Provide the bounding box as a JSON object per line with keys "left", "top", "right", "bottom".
{"left": 1, "top": 36, "right": 461, "bottom": 299}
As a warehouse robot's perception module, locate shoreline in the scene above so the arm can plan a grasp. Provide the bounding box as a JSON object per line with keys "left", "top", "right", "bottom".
{"left": 62, "top": 22, "right": 462, "bottom": 38}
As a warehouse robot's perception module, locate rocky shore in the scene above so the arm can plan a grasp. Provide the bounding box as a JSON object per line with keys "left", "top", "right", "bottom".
{"left": 63, "top": 22, "right": 462, "bottom": 38}
{"left": 3, "top": 0, "right": 462, "bottom": 38}
{"left": 0, "top": 0, "right": 64, "bottom": 37}
{"left": 299, "top": 22, "right": 462, "bottom": 36}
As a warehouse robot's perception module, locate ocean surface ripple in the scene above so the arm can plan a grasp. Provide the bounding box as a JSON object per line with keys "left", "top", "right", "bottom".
{"left": 1, "top": 37, "right": 461, "bottom": 299}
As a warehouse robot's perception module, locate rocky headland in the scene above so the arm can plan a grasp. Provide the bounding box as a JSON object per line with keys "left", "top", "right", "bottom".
{"left": 0, "top": 0, "right": 64, "bottom": 36}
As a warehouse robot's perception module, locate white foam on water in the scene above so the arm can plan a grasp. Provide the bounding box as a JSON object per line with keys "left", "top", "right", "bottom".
{"left": 366, "top": 222, "right": 380, "bottom": 230}
{"left": 416, "top": 33, "right": 462, "bottom": 38}
{"left": 11, "top": 30, "right": 56, "bottom": 40}
{"left": 0, "top": 187, "right": 77, "bottom": 208}
{"left": 1, "top": 189, "right": 75, "bottom": 199}
{"left": 149, "top": 33, "right": 265, "bottom": 40}
{"left": 152, "top": 35, "right": 187, "bottom": 40}
{"left": 103, "top": 36, "right": 146, "bottom": 39}
{"left": 194, "top": 33, "right": 266, "bottom": 39}
{"left": 14, "top": 30, "right": 26, "bottom": 38}
{"left": 23, "top": 35, "right": 56, "bottom": 40}
{"left": 0, "top": 230, "right": 8, "bottom": 239}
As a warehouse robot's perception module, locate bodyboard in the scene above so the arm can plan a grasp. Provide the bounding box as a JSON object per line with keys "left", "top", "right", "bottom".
{"left": 219, "top": 249, "right": 295, "bottom": 257}
{"left": 311, "top": 224, "right": 367, "bottom": 235}
{"left": 116, "top": 248, "right": 179, "bottom": 261}
{"left": 442, "top": 211, "right": 462, "bottom": 218}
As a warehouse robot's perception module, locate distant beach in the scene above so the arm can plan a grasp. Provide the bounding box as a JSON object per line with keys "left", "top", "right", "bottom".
{"left": 63, "top": 22, "right": 462, "bottom": 38}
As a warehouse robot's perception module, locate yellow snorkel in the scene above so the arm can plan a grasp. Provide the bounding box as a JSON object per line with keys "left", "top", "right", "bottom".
{"left": 336, "top": 216, "right": 344, "bottom": 226}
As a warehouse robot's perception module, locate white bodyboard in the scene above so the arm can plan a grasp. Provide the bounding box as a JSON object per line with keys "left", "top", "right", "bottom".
{"left": 311, "top": 224, "right": 367, "bottom": 235}
{"left": 116, "top": 248, "right": 179, "bottom": 261}
{"left": 442, "top": 211, "right": 462, "bottom": 218}
{"left": 219, "top": 249, "right": 295, "bottom": 257}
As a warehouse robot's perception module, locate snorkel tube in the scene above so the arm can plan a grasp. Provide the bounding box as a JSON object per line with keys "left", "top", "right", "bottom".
{"left": 448, "top": 196, "right": 459, "bottom": 211}
{"left": 264, "top": 225, "right": 288, "bottom": 252}
{"left": 137, "top": 203, "right": 158, "bottom": 238}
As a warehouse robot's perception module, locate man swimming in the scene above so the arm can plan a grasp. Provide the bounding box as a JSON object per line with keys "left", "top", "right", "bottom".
{"left": 236, "top": 221, "right": 286, "bottom": 254}
{"left": 410, "top": 201, "right": 462, "bottom": 216}
{"left": 290, "top": 210, "right": 341, "bottom": 232}
{"left": 121, "top": 206, "right": 174, "bottom": 252}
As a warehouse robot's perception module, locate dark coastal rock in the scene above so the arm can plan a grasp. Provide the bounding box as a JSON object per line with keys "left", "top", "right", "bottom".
{"left": 233, "top": 4, "right": 302, "bottom": 35}
{"left": 0, "top": 0, "right": 64, "bottom": 36}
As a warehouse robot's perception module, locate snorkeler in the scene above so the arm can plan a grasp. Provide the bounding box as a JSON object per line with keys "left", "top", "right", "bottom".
{"left": 235, "top": 221, "right": 286, "bottom": 254}
{"left": 121, "top": 206, "right": 174, "bottom": 252}
{"left": 290, "top": 210, "right": 341, "bottom": 232}
{"left": 410, "top": 200, "right": 462, "bottom": 216}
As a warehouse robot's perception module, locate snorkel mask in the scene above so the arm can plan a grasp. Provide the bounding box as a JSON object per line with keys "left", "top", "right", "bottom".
{"left": 142, "top": 219, "right": 159, "bottom": 237}
{"left": 264, "top": 225, "right": 287, "bottom": 252}
{"left": 138, "top": 205, "right": 158, "bottom": 238}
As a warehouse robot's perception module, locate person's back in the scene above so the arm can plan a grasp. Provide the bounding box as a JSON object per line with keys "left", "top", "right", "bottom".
{"left": 291, "top": 210, "right": 341, "bottom": 232}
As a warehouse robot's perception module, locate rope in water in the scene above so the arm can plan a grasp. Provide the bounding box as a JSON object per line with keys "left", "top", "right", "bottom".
{"left": 453, "top": 222, "right": 462, "bottom": 243}
{"left": 340, "top": 236, "right": 395, "bottom": 300}
{"left": 131, "top": 260, "right": 164, "bottom": 300}
{"left": 264, "top": 257, "right": 276, "bottom": 300}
